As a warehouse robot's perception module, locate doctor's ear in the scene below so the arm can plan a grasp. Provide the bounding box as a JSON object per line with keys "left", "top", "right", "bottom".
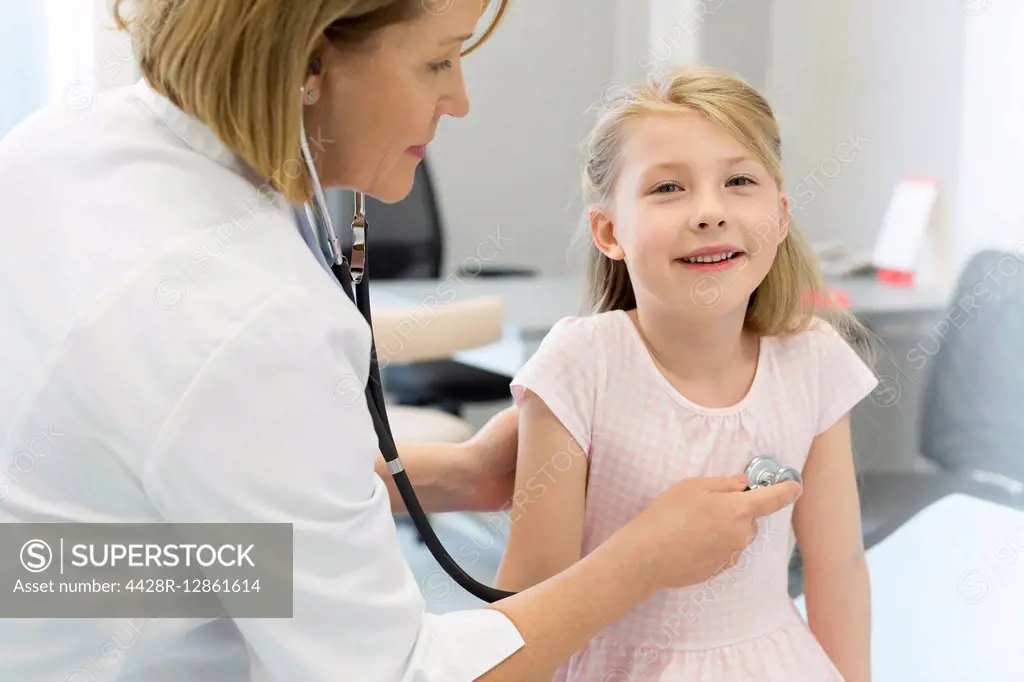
{"left": 589, "top": 207, "right": 625, "bottom": 261}
{"left": 303, "top": 54, "right": 325, "bottom": 105}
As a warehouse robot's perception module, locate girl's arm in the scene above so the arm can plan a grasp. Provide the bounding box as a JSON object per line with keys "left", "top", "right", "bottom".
{"left": 792, "top": 413, "right": 871, "bottom": 682}
{"left": 494, "top": 388, "right": 589, "bottom": 592}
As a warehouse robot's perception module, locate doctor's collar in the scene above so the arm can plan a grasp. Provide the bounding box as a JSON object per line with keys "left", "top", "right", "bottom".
{"left": 132, "top": 78, "right": 281, "bottom": 200}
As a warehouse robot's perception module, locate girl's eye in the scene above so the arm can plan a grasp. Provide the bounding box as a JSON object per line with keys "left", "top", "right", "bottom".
{"left": 654, "top": 182, "right": 682, "bottom": 193}
{"left": 727, "top": 175, "right": 757, "bottom": 187}
{"left": 429, "top": 59, "right": 453, "bottom": 73}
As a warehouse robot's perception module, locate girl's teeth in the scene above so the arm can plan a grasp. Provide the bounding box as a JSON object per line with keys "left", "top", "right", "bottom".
{"left": 681, "top": 252, "right": 736, "bottom": 264}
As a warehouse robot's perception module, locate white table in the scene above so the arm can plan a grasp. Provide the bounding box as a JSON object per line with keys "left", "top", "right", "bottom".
{"left": 370, "top": 274, "right": 950, "bottom": 377}
{"left": 794, "top": 493, "right": 1024, "bottom": 682}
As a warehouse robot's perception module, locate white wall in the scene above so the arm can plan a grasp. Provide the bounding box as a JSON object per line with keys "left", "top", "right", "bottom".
{"left": 764, "top": 0, "right": 968, "bottom": 257}
{"left": 958, "top": 1, "right": 1024, "bottom": 258}
{"left": 644, "top": 0, "right": 702, "bottom": 71}
{"left": 700, "top": 0, "right": 770, "bottom": 91}
{"left": 613, "top": 0, "right": 654, "bottom": 84}
{"left": 727, "top": 0, "right": 1024, "bottom": 271}
{"left": 430, "top": 0, "right": 619, "bottom": 276}
{"left": 92, "top": 0, "right": 141, "bottom": 91}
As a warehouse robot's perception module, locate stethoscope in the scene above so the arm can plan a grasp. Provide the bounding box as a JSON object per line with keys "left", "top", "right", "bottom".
{"left": 297, "top": 95, "right": 515, "bottom": 603}
{"left": 296, "top": 90, "right": 802, "bottom": 606}
{"left": 743, "top": 456, "right": 801, "bottom": 490}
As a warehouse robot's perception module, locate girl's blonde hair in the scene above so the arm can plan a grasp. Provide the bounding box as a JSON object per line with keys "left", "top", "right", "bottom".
{"left": 581, "top": 66, "right": 872, "bottom": 353}
{"left": 111, "top": 0, "right": 508, "bottom": 205}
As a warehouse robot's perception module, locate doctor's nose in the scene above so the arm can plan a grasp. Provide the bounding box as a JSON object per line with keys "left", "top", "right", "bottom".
{"left": 449, "top": 92, "right": 470, "bottom": 119}
{"left": 442, "top": 79, "right": 471, "bottom": 120}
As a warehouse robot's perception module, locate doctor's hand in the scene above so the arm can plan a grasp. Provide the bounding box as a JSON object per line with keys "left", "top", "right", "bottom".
{"left": 620, "top": 474, "right": 802, "bottom": 593}
{"left": 456, "top": 405, "right": 519, "bottom": 512}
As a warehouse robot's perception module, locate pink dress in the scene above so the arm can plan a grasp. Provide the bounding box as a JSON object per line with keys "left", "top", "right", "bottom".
{"left": 510, "top": 310, "right": 878, "bottom": 682}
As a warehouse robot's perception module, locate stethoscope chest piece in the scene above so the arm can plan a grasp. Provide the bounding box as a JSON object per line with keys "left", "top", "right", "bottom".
{"left": 743, "top": 455, "right": 802, "bottom": 490}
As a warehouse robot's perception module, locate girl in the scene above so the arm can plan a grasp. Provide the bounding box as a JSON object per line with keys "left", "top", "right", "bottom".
{"left": 495, "top": 66, "right": 877, "bottom": 682}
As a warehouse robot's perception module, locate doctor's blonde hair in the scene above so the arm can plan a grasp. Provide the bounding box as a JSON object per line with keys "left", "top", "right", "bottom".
{"left": 110, "top": 0, "right": 508, "bottom": 205}
{"left": 581, "top": 66, "right": 872, "bottom": 352}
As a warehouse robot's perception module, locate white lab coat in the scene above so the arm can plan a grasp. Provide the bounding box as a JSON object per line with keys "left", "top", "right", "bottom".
{"left": 0, "top": 80, "right": 524, "bottom": 681}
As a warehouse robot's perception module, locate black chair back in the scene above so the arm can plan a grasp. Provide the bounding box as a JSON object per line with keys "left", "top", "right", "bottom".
{"left": 315, "top": 158, "right": 444, "bottom": 280}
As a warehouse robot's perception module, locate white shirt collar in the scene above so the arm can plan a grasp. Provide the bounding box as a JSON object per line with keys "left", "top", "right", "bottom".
{"left": 133, "top": 78, "right": 252, "bottom": 180}
{"left": 132, "top": 77, "right": 298, "bottom": 221}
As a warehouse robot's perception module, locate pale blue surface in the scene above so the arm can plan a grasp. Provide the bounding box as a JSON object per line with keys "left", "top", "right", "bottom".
{"left": 0, "top": 5, "right": 50, "bottom": 139}
{"left": 793, "top": 494, "right": 1024, "bottom": 682}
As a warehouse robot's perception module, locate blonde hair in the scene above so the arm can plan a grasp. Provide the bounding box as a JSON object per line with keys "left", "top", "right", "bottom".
{"left": 111, "top": 0, "right": 508, "bottom": 205}
{"left": 581, "top": 66, "right": 872, "bottom": 354}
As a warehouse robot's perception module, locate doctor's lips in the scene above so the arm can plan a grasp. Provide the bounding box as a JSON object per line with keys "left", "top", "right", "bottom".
{"left": 407, "top": 145, "right": 427, "bottom": 158}
{"left": 674, "top": 244, "right": 745, "bottom": 270}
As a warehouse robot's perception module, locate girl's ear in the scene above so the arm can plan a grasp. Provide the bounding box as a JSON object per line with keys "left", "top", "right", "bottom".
{"left": 589, "top": 207, "right": 625, "bottom": 260}
{"left": 777, "top": 194, "right": 791, "bottom": 243}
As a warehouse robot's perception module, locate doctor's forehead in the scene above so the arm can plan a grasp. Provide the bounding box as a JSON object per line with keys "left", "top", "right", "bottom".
{"left": 410, "top": 0, "right": 488, "bottom": 44}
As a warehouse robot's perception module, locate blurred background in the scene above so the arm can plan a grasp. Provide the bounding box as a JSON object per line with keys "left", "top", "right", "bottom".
{"left": 3, "top": 1, "right": 1022, "bottom": 679}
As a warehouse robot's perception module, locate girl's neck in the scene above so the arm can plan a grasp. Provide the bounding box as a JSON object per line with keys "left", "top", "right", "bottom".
{"left": 631, "top": 302, "right": 757, "bottom": 382}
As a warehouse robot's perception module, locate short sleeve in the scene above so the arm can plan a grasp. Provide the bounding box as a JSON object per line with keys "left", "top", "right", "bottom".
{"left": 811, "top": 320, "right": 879, "bottom": 435}
{"left": 510, "top": 316, "right": 602, "bottom": 452}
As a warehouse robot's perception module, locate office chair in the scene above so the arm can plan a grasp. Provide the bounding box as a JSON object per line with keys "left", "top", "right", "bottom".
{"left": 788, "top": 249, "right": 1024, "bottom": 597}
{"left": 352, "top": 157, "right": 537, "bottom": 415}
{"left": 860, "top": 248, "right": 1024, "bottom": 512}
{"left": 915, "top": 249, "right": 1024, "bottom": 484}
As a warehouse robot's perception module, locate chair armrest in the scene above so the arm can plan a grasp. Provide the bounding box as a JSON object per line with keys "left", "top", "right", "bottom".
{"left": 858, "top": 470, "right": 1024, "bottom": 549}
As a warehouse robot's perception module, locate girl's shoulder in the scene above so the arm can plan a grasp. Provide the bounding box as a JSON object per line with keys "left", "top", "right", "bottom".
{"left": 538, "top": 309, "right": 634, "bottom": 355}
{"left": 764, "top": 316, "right": 866, "bottom": 360}
{"left": 760, "top": 317, "right": 879, "bottom": 425}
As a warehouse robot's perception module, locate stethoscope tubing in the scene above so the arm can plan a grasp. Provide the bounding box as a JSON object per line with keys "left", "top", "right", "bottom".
{"left": 299, "top": 104, "right": 514, "bottom": 603}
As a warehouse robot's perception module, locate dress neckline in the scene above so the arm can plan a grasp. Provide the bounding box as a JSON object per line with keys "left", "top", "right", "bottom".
{"left": 612, "top": 308, "right": 768, "bottom": 417}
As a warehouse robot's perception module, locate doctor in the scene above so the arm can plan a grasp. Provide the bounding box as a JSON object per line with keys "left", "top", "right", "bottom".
{"left": 0, "top": 0, "right": 801, "bottom": 680}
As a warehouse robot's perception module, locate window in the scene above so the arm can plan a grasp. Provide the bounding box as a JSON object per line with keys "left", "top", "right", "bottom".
{"left": 0, "top": 0, "right": 132, "bottom": 139}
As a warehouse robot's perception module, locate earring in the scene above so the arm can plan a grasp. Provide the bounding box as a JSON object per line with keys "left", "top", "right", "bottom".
{"left": 304, "top": 55, "right": 323, "bottom": 105}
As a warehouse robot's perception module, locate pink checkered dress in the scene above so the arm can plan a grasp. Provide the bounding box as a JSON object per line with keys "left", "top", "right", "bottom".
{"left": 510, "top": 310, "right": 878, "bottom": 681}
